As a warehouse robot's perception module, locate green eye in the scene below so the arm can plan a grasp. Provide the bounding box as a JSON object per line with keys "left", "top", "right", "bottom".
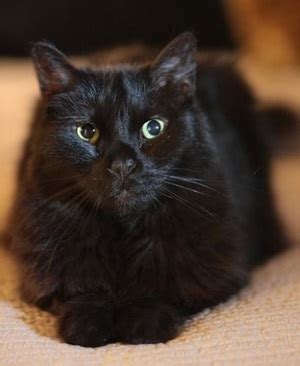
{"left": 141, "top": 118, "right": 166, "bottom": 140}
{"left": 77, "top": 123, "right": 100, "bottom": 144}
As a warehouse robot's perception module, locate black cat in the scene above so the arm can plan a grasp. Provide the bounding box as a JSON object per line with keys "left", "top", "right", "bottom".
{"left": 9, "top": 33, "right": 286, "bottom": 347}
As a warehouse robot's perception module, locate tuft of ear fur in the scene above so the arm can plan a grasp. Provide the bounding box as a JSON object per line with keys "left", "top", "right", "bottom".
{"left": 151, "top": 32, "right": 197, "bottom": 97}
{"left": 31, "top": 42, "right": 79, "bottom": 97}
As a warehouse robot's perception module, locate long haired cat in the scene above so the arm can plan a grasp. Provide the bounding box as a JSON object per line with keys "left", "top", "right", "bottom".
{"left": 8, "top": 33, "right": 286, "bottom": 347}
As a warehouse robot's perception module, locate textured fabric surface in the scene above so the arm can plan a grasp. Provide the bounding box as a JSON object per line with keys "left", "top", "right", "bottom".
{"left": 0, "top": 245, "right": 300, "bottom": 366}
{"left": 0, "top": 59, "right": 300, "bottom": 365}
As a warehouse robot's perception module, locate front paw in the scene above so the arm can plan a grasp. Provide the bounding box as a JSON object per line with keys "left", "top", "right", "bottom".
{"left": 117, "top": 299, "right": 183, "bottom": 344}
{"left": 59, "top": 294, "right": 115, "bottom": 347}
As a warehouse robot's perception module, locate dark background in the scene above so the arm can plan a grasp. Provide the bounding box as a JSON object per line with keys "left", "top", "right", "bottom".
{"left": 0, "top": 0, "right": 233, "bottom": 55}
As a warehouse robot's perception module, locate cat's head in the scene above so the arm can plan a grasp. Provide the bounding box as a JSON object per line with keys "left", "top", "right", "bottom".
{"left": 30, "top": 33, "right": 204, "bottom": 215}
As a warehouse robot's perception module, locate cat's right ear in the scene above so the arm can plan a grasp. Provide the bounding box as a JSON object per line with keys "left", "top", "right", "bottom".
{"left": 151, "top": 32, "right": 197, "bottom": 98}
{"left": 31, "top": 42, "right": 79, "bottom": 97}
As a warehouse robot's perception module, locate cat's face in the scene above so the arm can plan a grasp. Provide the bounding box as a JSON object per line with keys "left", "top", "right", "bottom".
{"left": 31, "top": 33, "right": 200, "bottom": 214}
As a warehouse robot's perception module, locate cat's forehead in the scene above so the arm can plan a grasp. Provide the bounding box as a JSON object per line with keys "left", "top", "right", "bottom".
{"left": 83, "top": 67, "right": 149, "bottom": 107}
{"left": 46, "top": 67, "right": 152, "bottom": 127}
{"left": 48, "top": 66, "right": 153, "bottom": 127}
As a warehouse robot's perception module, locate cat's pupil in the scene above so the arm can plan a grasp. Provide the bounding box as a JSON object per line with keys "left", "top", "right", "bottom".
{"left": 147, "top": 120, "right": 161, "bottom": 136}
{"left": 81, "top": 123, "right": 96, "bottom": 139}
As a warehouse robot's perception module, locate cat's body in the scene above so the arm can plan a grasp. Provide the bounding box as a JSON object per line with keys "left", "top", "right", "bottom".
{"left": 9, "top": 33, "right": 286, "bottom": 346}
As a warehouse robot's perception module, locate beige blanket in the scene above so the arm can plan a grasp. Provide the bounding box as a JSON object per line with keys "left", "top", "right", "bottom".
{"left": 0, "top": 60, "right": 299, "bottom": 365}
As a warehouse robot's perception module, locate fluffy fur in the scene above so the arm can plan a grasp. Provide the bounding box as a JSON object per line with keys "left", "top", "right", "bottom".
{"left": 8, "top": 33, "right": 286, "bottom": 347}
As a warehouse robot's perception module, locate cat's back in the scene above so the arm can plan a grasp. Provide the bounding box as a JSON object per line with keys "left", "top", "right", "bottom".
{"left": 195, "top": 55, "right": 286, "bottom": 265}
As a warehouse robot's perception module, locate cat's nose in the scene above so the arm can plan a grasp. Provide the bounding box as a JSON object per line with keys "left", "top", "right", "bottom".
{"left": 110, "top": 158, "right": 137, "bottom": 177}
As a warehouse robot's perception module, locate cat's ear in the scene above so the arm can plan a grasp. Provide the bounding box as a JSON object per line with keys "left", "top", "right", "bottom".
{"left": 151, "top": 32, "right": 197, "bottom": 97}
{"left": 31, "top": 42, "right": 79, "bottom": 97}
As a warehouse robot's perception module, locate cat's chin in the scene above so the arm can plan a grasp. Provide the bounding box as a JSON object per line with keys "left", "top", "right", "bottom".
{"left": 104, "top": 189, "right": 152, "bottom": 216}
{"left": 114, "top": 189, "right": 135, "bottom": 210}
{"left": 104, "top": 189, "right": 139, "bottom": 215}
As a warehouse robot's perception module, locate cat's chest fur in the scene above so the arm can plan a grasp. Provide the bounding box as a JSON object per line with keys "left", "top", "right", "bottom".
{"left": 58, "top": 200, "right": 241, "bottom": 311}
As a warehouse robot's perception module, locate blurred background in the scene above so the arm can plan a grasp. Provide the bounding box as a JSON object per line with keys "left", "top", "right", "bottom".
{"left": 1, "top": 0, "right": 300, "bottom": 242}
{"left": 1, "top": 0, "right": 300, "bottom": 108}
{"left": 0, "top": 0, "right": 299, "bottom": 65}
{"left": 0, "top": 0, "right": 233, "bottom": 55}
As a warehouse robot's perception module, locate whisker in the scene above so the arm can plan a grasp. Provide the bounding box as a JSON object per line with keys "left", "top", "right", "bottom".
{"left": 168, "top": 175, "right": 220, "bottom": 192}
{"left": 30, "top": 189, "right": 90, "bottom": 272}
{"left": 165, "top": 180, "right": 207, "bottom": 195}
{"left": 10, "top": 183, "right": 81, "bottom": 249}
{"left": 107, "top": 168, "right": 120, "bottom": 181}
{"left": 44, "top": 190, "right": 91, "bottom": 273}
{"left": 149, "top": 192, "right": 160, "bottom": 210}
{"left": 171, "top": 167, "right": 201, "bottom": 174}
{"left": 161, "top": 187, "right": 220, "bottom": 222}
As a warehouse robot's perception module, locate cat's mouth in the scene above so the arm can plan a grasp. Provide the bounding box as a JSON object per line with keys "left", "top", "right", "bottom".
{"left": 114, "top": 188, "right": 134, "bottom": 205}
{"left": 90, "top": 173, "right": 160, "bottom": 215}
{"left": 105, "top": 182, "right": 153, "bottom": 215}
{"left": 104, "top": 183, "right": 138, "bottom": 213}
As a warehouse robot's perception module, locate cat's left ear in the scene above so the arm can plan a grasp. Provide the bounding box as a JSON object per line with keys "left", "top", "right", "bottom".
{"left": 151, "top": 32, "right": 197, "bottom": 97}
{"left": 31, "top": 42, "right": 79, "bottom": 97}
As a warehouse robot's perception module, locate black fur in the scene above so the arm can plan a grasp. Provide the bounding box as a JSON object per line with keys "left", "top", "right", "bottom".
{"left": 8, "top": 33, "right": 286, "bottom": 347}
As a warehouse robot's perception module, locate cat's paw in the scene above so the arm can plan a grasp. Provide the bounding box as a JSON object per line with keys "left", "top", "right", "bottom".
{"left": 59, "top": 294, "right": 115, "bottom": 347}
{"left": 117, "top": 299, "right": 183, "bottom": 344}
